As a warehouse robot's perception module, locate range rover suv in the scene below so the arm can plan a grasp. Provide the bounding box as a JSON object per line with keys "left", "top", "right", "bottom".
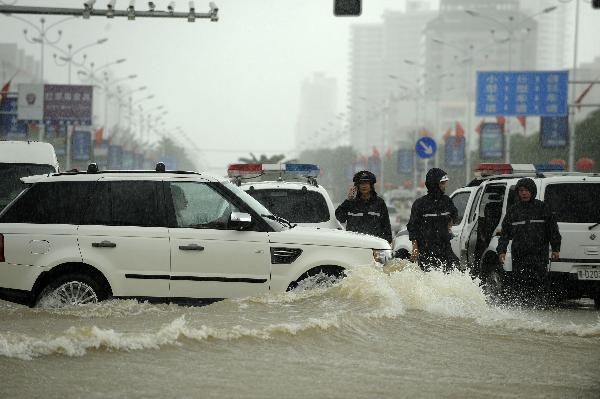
{"left": 0, "top": 164, "right": 391, "bottom": 307}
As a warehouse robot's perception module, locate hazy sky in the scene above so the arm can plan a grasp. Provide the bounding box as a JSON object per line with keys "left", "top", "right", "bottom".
{"left": 1, "top": 0, "right": 599, "bottom": 174}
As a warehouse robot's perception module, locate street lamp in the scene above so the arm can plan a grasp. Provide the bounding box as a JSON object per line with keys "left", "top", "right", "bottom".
{"left": 77, "top": 58, "right": 126, "bottom": 82}
{"left": 8, "top": 15, "right": 78, "bottom": 81}
{"left": 465, "top": 6, "right": 557, "bottom": 163}
{"left": 49, "top": 38, "right": 108, "bottom": 84}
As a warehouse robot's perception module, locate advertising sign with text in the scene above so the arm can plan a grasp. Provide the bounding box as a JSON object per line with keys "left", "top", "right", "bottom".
{"left": 44, "top": 85, "right": 93, "bottom": 124}
{"left": 540, "top": 116, "right": 568, "bottom": 148}
{"left": 479, "top": 123, "right": 504, "bottom": 160}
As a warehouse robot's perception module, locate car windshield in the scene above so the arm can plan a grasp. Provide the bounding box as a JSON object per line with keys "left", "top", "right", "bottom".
{"left": 0, "top": 163, "right": 56, "bottom": 210}
{"left": 246, "top": 189, "right": 330, "bottom": 223}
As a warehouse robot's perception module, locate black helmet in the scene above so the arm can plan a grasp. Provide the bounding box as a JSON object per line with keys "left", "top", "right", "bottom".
{"left": 353, "top": 170, "right": 376, "bottom": 185}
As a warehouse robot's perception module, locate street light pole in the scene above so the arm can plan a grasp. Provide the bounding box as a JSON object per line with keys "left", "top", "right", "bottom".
{"left": 568, "top": 0, "right": 580, "bottom": 172}
{"left": 50, "top": 38, "right": 108, "bottom": 84}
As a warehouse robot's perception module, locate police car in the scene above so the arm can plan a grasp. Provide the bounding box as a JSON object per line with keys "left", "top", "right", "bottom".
{"left": 459, "top": 163, "right": 600, "bottom": 307}
{"left": 227, "top": 163, "right": 343, "bottom": 230}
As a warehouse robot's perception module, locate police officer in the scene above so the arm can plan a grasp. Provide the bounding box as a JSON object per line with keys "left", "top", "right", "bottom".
{"left": 407, "top": 168, "right": 459, "bottom": 271}
{"left": 335, "top": 170, "right": 392, "bottom": 243}
{"left": 497, "top": 177, "right": 561, "bottom": 305}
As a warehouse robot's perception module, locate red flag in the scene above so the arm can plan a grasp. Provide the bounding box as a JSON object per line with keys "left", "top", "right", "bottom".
{"left": 575, "top": 82, "right": 595, "bottom": 110}
{"left": 372, "top": 146, "right": 380, "bottom": 159}
{"left": 0, "top": 79, "right": 11, "bottom": 104}
{"left": 385, "top": 148, "right": 392, "bottom": 159}
{"left": 455, "top": 121, "right": 465, "bottom": 139}
{"left": 442, "top": 128, "right": 452, "bottom": 141}
{"left": 94, "top": 127, "right": 104, "bottom": 144}
{"left": 475, "top": 119, "right": 483, "bottom": 135}
{"left": 516, "top": 115, "right": 526, "bottom": 129}
{"left": 496, "top": 116, "right": 506, "bottom": 128}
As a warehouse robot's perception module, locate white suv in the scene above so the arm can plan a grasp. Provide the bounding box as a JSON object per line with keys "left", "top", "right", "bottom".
{"left": 460, "top": 164, "right": 600, "bottom": 307}
{"left": 228, "top": 163, "right": 343, "bottom": 230}
{"left": 0, "top": 163, "right": 391, "bottom": 307}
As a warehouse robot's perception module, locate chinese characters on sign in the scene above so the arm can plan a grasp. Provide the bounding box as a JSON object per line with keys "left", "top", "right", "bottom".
{"left": 476, "top": 71, "right": 568, "bottom": 116}
{"left": 44, "top": 85, "right": 93, "bottom": 125}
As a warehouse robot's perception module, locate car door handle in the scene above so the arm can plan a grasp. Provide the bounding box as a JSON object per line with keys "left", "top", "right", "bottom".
{"left": 92, "top": 240, "right": 117, "bottom": 248}
{"left": 179, "top": 244, "right": 205, "bottom": 251}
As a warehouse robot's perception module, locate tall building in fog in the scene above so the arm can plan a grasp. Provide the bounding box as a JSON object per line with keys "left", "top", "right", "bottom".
{"left": 348, "top": 1, "right": 436, "bottom": 155}
{"left": 348, "top": 24, "right": 385, "bottom": 153}
{"left": 520, "top": 0, "right": 573, "bottom": 70}
{"left": 295, "top": 72, "right": 338, "bottom": 152}
{"left": 423, "top": 0, "right": 539, "bottom": 144}
{"left": 0, "top": 43, "right": 41, "bottom": 85}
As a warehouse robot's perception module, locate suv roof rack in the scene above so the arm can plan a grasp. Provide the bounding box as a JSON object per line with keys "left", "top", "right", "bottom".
{"left": 52, "top": 163, "right": 202, "bottom": 177}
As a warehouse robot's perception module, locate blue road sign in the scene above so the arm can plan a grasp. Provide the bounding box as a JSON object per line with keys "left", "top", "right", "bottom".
{"left": 415, "top": 137, "right": 436, "bottom": 159}
{"left": 397, "top": 149, "right": 413, "bottom": 174}
{"left": 479, "top": 123, "right": 504, "bottom": 160}
{"left": 540, "top": 116, "right": 568, "bottom": 148}
{"left": 476, "top": 70, "right": 568, "bottom": 117}
{"left": 445, "top": 136, "right": 465, "bottom": 166}
{"left": 71, "top": 130, "right": 91, "bottom": 161}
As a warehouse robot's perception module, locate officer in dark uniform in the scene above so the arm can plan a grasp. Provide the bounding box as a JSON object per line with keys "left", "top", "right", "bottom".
{"left": 335, "top": 170, "right": 392, "bottom": 243}
{"left": 407, "top": 168, "right": 459, "bottom": 272}
{"left": 497, "top": 177, "right": 561, "bottom": 305}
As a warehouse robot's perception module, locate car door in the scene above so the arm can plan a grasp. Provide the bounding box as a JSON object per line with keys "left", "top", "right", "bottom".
{"left": 77, "top": 178, "right": 171, "bottom": 298}
{"left": 449, "top": 188, "right": 476, "bottom": 259}
{"left": 459, "top": 185, "right": 483, "bottom": 266}
{"left": 167, "top": 181, "right": 270, "bottom": 299}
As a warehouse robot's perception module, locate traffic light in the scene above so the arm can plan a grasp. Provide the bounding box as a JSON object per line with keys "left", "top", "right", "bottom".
{"left": 334, "top": 0, "right": 361, "bottom": 16}
{"left": 593, "top": 0, "right": 600, "bottom": 9}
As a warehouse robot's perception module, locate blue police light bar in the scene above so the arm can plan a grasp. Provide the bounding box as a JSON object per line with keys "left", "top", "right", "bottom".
{"left": 284, "top": 163, "right": 320, "bottom": 177}
{"left": 535, "top": 163, "right": 565, "bottom": 172}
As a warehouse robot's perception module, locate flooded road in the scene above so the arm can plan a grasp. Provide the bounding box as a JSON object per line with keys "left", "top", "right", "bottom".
{"left": 1, "top": 263, "right": 599, "bottom": 398}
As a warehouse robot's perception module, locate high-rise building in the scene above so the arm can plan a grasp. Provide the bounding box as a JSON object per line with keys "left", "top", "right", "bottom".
{"left": 348, "top": 23, "right": 385, "bottom": 153}
{"left": 295, "top": 72, "right": 338, "bottom": 152}
{"left": 423, "top": 0, "right": 539, "bottom": 147}
{"left": 0, "top": 43, "right": 41, "bottom": 85}
{"left": 520, "top": 0, "right": 573, "bottom": 70}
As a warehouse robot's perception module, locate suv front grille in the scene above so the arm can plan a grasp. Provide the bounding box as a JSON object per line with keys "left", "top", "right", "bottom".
{"left": 270, "top": 247, "right": 302, "bottom": 264}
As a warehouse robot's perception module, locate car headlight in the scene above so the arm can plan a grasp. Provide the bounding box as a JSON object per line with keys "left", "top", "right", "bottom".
{"left": 373, "top": 249, "right": 392, "bottom": 265}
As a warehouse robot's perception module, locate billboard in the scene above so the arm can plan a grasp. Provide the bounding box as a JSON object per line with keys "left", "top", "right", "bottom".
{"left": 0, "top": 97, "right": 28, "bottom": 139}
{"left": 44, "top": 85, "right": 93, "bottom": 124}
{"left": 396, "top": 149, "right": 413, "bottom": 174}
{"left": 540, "top": 116, "right": 568, "bottom": 148}
{"left": 445, "top": 136, "right": 465, "bottom": 166}
{"left": 71, "top": 130, "right": 92, "bottom": 162}
{"left": 479, "top": 123, "right": 504, "bottom": 160}
{"left": 17, "top": 83, "right": 44, "bottom": 120}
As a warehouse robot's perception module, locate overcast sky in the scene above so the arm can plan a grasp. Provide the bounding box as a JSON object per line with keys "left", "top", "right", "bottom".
{"left": 1, "top": 0, "right": 599, "bottom": 174}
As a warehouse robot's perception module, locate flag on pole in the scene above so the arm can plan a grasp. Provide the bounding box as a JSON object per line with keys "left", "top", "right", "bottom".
{"left": 496, "top": 116, "right": 506, "bottom": 129}
{"left": 442, "top": 128, "right": 452, "bottom": 141}
{"left": 455, "top": 121, "right": 465, "bottom": 139}
{"left": 0, "top": 79, "right": 11, "bottom": 104}
{"left": 385, "top": 148, "right": 392, "bottom": 159}
{"left": 94, "top": 127, "right": 104, "bottom": 144}
{"left": 575, "top": 82, "right": 595, "bottom": 110}
{"left": 516, "top": 115, "right": 527, "bottom": 130}
{"left": 475, "top": 119, "right": 484, "bottom": 135}
{"left": 372, "top": 146, "right": 380, "bottom": 159}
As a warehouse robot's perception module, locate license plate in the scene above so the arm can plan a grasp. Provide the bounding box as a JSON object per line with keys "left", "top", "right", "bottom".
{"left": 577, "top": 268, "right": 600, "bottom": 280}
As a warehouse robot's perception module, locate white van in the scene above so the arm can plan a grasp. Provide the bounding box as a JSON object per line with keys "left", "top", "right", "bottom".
{"left": 0, "top": 141, "right": 59, "bottom": 210}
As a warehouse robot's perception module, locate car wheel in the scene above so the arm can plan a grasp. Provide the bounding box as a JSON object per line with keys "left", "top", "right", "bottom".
{"left": 287, "top": 266, "right": 345, "bottom": 291}
{"left": 394, "top": 249, "right": 410, "bottom": 260}
{"left": 36, "top": 273, "right": 106, "bottom": 308}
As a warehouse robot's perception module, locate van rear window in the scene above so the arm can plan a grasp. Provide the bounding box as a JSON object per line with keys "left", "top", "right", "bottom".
{"left": 0, "top": 163, "right": 56, "bottom": 210}
{"left": 544, "top": 183, "right": 600, "bottom": 223}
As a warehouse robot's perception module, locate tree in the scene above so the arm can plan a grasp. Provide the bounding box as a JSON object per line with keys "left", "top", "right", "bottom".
{"left": 237, "top": 153, "right": 287, "bottom": 164}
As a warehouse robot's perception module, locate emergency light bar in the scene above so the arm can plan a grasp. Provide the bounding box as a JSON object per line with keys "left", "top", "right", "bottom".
{"left": 474, "top": 163, "right": 565, "bottom": 177}
{"left": 227, "top": 163, "right": 320, "bottom": 179}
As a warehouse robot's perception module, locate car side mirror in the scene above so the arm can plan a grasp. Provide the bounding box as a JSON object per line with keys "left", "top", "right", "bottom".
{"left": 230, "top": 212, "right": 252, "bottom": 230}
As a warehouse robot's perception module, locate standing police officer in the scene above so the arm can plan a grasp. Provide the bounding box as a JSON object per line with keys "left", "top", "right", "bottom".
{"left": 497, "top": 177, "right": 561, "bottom": 304}
{"left": 335, "top": 170, "right": 392, "bottom": 243}
{"left": 407, "top": 168, "right": 459, "bottom": 271}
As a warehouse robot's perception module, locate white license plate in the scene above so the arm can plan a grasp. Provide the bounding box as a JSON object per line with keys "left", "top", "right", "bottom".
{"left": 577, "top": 268, "right": 600, "bottom": 280}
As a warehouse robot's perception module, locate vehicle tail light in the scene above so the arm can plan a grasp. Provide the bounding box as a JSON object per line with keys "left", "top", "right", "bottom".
{"left": 0, "top": 234, "right": 5, "bottom": 262}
